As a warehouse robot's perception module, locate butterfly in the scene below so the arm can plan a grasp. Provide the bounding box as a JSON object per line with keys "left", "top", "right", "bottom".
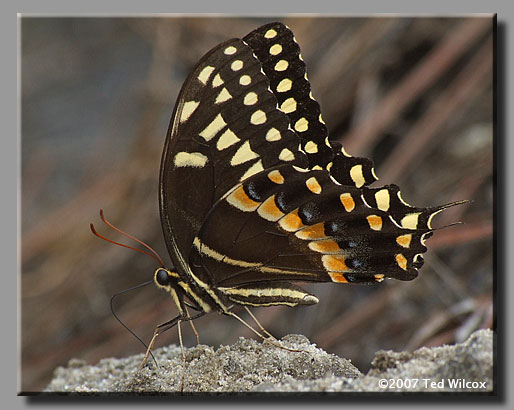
{"left": 94, "top": 22, "right": 462, "bottom": 369}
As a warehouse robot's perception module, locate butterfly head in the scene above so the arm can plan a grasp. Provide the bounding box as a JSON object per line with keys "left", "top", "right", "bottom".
{"left": 154, "top": 267, "right": 180, "bottom": 290}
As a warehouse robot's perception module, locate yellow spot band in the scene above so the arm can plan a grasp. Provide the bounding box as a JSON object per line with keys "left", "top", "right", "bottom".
{"left": 306, "top": 177, "right": 322, "bottom": 194}
{"left": 401, "top": 213, "right": 421, "bottom": 230}
{"left": 396, "top": 254, "right": 408, "bottom": 271}
{"left": 322, "top": 255, "right": 349, "bottom": 272}
{"left": 270, "top": 44, "right": 282, "bottom": 55}
{"left": 268, "top": 170, "right": 284, "bottom": 184}
{"left": 366, "top": 215, "right": 383, "bottom": 231}
{"left": 396, "top": 234, "right": 412, "bottom": 248}
{"left": 226, "top": 185, "right": 260, "bottom": 212}
{"left": 350, "top": 164, "right": 365, "bottom": 188}
{"left": 375, "top": 189, "right": 390, "bottom": 211}
{"left": 308, "top": 240, "right": 340, "bottom": 254}
{"left": 295, "top": 223, "right": 326, "bottom": 240}
{"left": 257, "top": 195, "right": 284, "bottom": 221}
{"left": 340, "top": 193, "right": 355, "bottom": 212}
{"left": 279, "top": 209, "right": 305, "bottom": 232}
{"left": 328, "top": 272, "right": 348, "bottom": 283}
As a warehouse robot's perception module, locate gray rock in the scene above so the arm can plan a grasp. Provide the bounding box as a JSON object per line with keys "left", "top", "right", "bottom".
{"left": 45, "top": 329, "right": 493, "bottom": 393}
{"left": 257, "top": 329, "right": 493, "bottom": 392}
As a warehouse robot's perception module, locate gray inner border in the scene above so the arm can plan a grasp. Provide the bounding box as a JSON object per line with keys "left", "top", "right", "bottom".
{"left": 6, "top": 0, "right": 511, "bottom": 408}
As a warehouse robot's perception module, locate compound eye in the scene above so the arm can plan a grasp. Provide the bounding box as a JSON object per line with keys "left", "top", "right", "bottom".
{"left": 156, "top": 268, "right": 170, "bottom": 286}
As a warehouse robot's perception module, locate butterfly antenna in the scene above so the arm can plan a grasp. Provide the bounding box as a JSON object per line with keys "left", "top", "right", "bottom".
{"left": 110, "top": 281, "right": 158, "bottom": 367}
{"left": 431, "top": 199, "right": 471, "bottom": 211}
{"left": 99, "top": 209, "right": 165, "bottom": 266}
{"left": 431, "top": 221, "right": 465, "bottom": 231}
{"left": 90, "top": 209, "right": 165, "bottom": 267}
{"left": 90, "top": 223, "right": 164, "bottom": 267}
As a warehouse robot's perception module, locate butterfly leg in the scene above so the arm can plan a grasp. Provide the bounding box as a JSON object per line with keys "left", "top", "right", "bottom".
{"left": 177, "top": 318, "right": 186, "bottom": 392}
{"left": 243, "top": 306, "right": 275, "bottom": 339}
{"left": 184, "top": 305, "right": 201, "bottom": 345}
{"left": 225, "top": 311, "right": 267, "bottom": 339}
{"left": 138, "top": 311, "right": 206, "bottom": 371}
{"left": 224, "top": 311, "right": 301, "bottom": 353}
{"left": 138, "top": 314, "right": 181, "bottom": 371}
{"left": 175, "top": 311, "right": 207, "bottom": 392}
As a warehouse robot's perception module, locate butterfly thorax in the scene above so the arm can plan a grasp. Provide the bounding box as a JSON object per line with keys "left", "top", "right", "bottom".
{"left": 153, "top": 266, "right": 233, "bottom": 314}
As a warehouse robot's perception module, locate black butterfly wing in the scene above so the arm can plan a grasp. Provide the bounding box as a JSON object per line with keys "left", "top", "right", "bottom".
{"left": 242, "top": 23, "right": 333, "bottom": 169}
{"left": 195, "top": 163, "right": 444, "bottom": 287}
{"left": 160, "top": 29, "right": 308, "bottom": 278}
{"left": 161, "top": 22, "right": 454, "bottom": 307}
{"left": 243, "top": 22, "right": 379, "bottom": 187}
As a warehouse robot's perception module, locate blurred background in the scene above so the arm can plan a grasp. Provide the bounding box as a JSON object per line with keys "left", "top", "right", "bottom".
{"left": 20, "top": 16, "right": 494, "bottom": 392}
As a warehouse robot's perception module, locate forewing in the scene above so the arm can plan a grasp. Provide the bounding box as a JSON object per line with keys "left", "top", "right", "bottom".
{"left": 160, "top": 33, "right": 309, "bottom": 270}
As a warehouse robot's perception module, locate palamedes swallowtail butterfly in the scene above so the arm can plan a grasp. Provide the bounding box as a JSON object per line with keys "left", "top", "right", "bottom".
{"left": 93, "top": 22, "right": 463, "bottom": 370}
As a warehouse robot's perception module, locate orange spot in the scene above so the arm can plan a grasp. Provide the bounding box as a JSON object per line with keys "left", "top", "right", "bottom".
{"left": 328, "top": 271, "right": 349, "bottom": 283}
{"left": 374, "top": 274, "right": 385, "bottom": 282}
{"left": 322, "top": 255, "right": 349, "bottom": 272}
{"left": 226, "top": 185, "right": 260, "bottom": 211}
{"left": 366, "top": 215, "right": 382, "bottom": 231}
{"left": 396, "top": 234, "right": 412, "bottom": 248}
{"left": 267, "top": 170, "right": 284, "bottom": 184}
{"left": 395, "top": 254, "right": 408, "bottom": 271}
{"left": 306, "top": 177, "right": 322, "bottom": 194}
{"left": 295, "top": 223, "right": 326, "bottom": 240}
{"left": 279, "top": 209, "right": 305, "bottom": 232}
{"left": 339, "top": 193, "right": 355, "bottom": 212}
{"left": 257, "top": 195, "right": 284, "bottom": 221}
{"left": 309, "top": 240, "right": 340, "bottom": 253}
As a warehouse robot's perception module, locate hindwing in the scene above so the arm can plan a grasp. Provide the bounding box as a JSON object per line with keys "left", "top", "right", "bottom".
{"left": 194, "top": 163, "right": 447, "bottom": 288}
